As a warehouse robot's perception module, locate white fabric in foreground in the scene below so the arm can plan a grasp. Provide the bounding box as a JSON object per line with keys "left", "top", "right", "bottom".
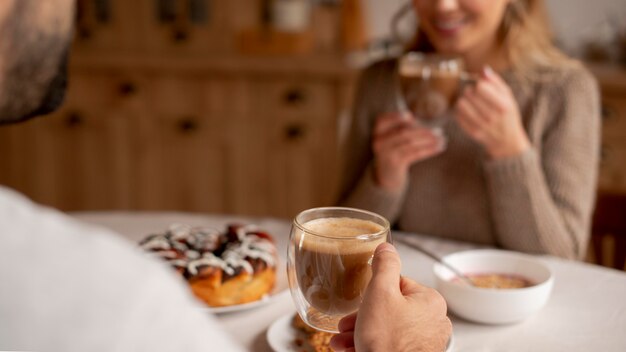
{"left": 0, "top": 186, "right": 244, "bottom": 352}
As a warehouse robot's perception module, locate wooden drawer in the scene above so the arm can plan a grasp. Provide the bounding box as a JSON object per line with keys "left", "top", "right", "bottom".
{"left": 251, "top": 79, "right": 335, "bottom": 119}
{"left": 147, "top": 75, "right": 204, "bottom": 115}
{"left": 599, "top": 143, "right": 626, "bottom": 193}
{"left": 201, "top": 77, "right": 252, "bottom": 116}
{"left": 66, "top": 70, "right": 145, "bottom": 111}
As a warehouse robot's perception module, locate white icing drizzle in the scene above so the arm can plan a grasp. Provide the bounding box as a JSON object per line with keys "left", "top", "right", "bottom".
{"left": 171, "top": 241, "right": 189, "bottom": 252}
{"left": 143, "top": 223, "right": 276, "bottom": 279}
{"left": 188, "top": 253, "right": 234, "bottom": 276}
{"left": 169, "top": 259, "right": 188, "bottom": 267}
{"left": 190, "top": 229, "right": 220, "bottom": 251}
{"left": 140, "top": 236, "right": 171, "bottom": 251}
{"left": 168, "top": 223, "right": 193, "bottom": 240}
{"left": 222, "top": 249, "right": 254, "bottom": 274}
{"left": 235, "top": 225, "right": 259, "bottom": 242}
{"left": 185, "top": 250, "right": 200, "bottom": 260}
{"left": 154, "top": 251, "right": 178, "bottom": 259}
{"left": 229, "top": 234, "right": 276, "bottom": 267}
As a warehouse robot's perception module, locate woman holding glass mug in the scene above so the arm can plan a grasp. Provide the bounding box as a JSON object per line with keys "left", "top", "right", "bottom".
{"left": 338, "top": 0, "right": 600, "bottom": 260}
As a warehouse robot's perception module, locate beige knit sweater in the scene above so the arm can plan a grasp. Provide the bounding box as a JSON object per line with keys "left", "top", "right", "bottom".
{"left": 338, "top": 59, "right": 600, "bottom": 260}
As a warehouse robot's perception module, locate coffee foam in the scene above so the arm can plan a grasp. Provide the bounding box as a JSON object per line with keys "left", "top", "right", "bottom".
{"left": 399, "top": 64, "right": 461, "bottom": 78}
{"left": 299, "top": 217, "right": 386, "bottom": 254}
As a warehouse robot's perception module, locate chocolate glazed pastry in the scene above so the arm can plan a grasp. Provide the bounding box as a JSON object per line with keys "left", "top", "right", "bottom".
{"left": 139, "top": 224, "right": 278, "bottom": 307}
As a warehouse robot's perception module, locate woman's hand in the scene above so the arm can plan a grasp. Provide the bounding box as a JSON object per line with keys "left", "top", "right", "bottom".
{"left": 372, "top": 112, "right": 445, "bottom": 193}
{"left": 330, "top": 243, "right": 452, "bottom": 352}
{"left": 455, "top": 67, "right": 531, "bottom": 159}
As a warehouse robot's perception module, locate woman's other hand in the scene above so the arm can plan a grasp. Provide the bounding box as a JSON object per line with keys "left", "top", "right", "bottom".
{"left": 372, "top": 112, "right": 445, "bottom": 193}
{"left": 330, "top": 243, "right": 452, "bottom": 352}
{"left": 455, "top": 67, "right": 531, "bottom": 159}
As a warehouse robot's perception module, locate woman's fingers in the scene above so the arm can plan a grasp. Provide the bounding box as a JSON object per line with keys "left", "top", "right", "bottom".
{"left": 401, "top": 140, "right": 445, "bottom": 164}
{"left": 373, "top": 127, "right": 439, "bottom": 156}
{"left": 374, "top": 112, "right": 414, "bottom": 136}
{"left": 482, "top": 66, "right": 510, "bottom": 92}
{"left": 474, "top": 79, "right": 509, "bottom": 114}
{"left": 456, "top": 96, "right": 483, "bottom": 131}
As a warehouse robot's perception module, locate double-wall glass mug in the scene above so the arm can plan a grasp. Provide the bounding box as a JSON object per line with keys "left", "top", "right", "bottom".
{"left": 287, "top": 207, "right": 392, "bottom": 332}
{"left": 397, "top": 52, "right": 472, "bottom": 129}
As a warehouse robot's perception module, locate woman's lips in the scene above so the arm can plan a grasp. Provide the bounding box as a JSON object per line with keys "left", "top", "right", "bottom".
{"left": 432, "top": 18, "right": 468, "bottom": 37}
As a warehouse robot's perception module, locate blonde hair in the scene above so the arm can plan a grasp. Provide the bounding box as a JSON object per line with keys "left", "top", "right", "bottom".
{"left": 406, "top": 0, "right": 574, "bottom": 73}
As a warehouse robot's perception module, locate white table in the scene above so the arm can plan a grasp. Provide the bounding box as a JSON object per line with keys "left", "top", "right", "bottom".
{"left": 73, "top": 212, "right": 626, "bottom": 352}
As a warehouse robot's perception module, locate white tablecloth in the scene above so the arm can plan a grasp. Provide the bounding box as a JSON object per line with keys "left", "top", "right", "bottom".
{"left": 72, "top": 212, "right": 626, "bottom": 352}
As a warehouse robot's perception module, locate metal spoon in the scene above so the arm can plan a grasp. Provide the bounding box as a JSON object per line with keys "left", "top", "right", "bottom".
{"left": 394, "top": 236, "right": 476, "bottom": 287}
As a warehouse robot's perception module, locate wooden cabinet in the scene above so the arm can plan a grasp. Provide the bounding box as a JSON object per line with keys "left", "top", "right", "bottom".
{"left": 0, "top": 58, "right": 354, "bottom": 218}
{"left": 590, "top": 65, "right": 626, "bottom": 194}
{"left": 0, "top": 0, "right": 354, "bottom": 218}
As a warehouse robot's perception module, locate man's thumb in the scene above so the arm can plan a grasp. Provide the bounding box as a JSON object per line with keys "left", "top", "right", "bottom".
{"left": 369, "top": 243, "right": 402, "bottom": 291}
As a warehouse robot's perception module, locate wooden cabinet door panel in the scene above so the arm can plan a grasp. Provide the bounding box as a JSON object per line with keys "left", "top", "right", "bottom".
{"left": 137, "top": 75, "right": 229, "bottom": 212}
{"left": 251, "top": 78, "right": 335, "bottom": 121}
{"left": 599, "top": 143, "right": 626, "bottom": 194}
{"left": 232, "top": 117, "right": 340, "bottom": 218}
{"left": 6, "top": 106, "right": 136, "bottom": 210}
{"left": 0, "top": 72, "right": 138, "bottom": 210}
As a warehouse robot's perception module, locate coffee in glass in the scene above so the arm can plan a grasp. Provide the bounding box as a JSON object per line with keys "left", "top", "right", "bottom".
{"left": 287, "top": 207, "right": 391, "bottom": 332}
{"left": 398, "top": 52, "right": 469, "bottom": 128}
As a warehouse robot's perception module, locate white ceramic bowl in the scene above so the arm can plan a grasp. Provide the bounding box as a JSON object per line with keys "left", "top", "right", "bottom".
{"left": 433, "top": 249, "right": 554, "bottom": 325}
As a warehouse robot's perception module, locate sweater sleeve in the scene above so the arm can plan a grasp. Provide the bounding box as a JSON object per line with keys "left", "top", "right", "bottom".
{"left": 337, "top": 60, "right": 408, "bottom": 222}
{"left": 483, "top": 67, "right": 601, "bottom": 259}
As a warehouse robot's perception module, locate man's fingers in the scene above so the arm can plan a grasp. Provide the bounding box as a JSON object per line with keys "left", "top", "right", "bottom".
{"left": 369, "top": 243, "right": 402, "bottom": 294}
{"left": 399, "top": 276, "right": 429, "bottom": 296}
{"left": 338, "top": 312, "right": 358, "bottom": 332}
{"left": 329, "top": 331, "right": 355, "bottom": 351}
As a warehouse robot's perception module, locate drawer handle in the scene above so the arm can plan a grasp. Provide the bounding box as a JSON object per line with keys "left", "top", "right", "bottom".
{"left": 283, "top": 89, "right": 306, "bottom": 105}
{"left": 172, "top": 29, "right": 189, "bottom": 43}
{"left": 600, "top": 145, "right": 610, "bottom": 163}
{"left": 65, "top": 112, "right": 85, "bottom": 128}
{"left": 601, "top": 104, "right": 615, "bottom": 120}
{"left": 178, "top": 117, "right": 199, "bottom": 134}
{"left": 284, "top": 124, "right": 306, "bottom": 141}
{"left": 119, "top": 82, "right": 138, "bottom": 96}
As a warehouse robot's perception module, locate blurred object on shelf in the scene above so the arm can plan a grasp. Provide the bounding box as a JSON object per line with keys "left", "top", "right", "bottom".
{"left": 614, "top": 16, "right": 626, "bottom": 66}
{"left": 583, "top": 42, "right": 613, "bottom": 63}
{"left": 238, "top": 0, "right": 348, "bottom": 56}
{"left": 581, "top": 11, "right": 626, "bottom": 66}
{"left": 341, "top": 0, "right": 368, "bottom": 52}
{"left": 311, "top": 3, "right": 341, "bottom": 54}
{"left": 76, "top": 0, "right": 111, "bottom": 39}
{"left": 270, "top": 0, "right": 312, "bottom": 32}
{"left": 581, "top": 19, "right": 615, "bottom": 63}
{"left": 237, "top": 27, "right": 314, "bottom": 55}
{"left": 618, "top": 32, "right": 626, "bottom": 66}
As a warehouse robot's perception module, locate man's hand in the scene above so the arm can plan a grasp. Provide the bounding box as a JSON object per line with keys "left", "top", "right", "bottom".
{"left": 330, "top": 243, "right": 452, "bottom": 352}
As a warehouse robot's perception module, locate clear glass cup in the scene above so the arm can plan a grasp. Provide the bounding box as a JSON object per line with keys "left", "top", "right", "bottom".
{"left": 287, "top": 207, "right": 392, "bottom": 333}
{"left": 397, "top": 52, "right": 470, "bottom": 129}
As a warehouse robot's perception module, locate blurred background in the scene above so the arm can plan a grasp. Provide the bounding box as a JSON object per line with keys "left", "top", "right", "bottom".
{"left": 0, "top": 0, "right": 624, "bottom": 266}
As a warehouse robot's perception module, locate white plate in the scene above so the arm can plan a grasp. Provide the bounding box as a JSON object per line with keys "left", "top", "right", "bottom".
{"left": 267, "top": 313, "right": 455, "bottom": 352}
{"left": 202, "top": 261, "right": 288, "bottom": 314}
